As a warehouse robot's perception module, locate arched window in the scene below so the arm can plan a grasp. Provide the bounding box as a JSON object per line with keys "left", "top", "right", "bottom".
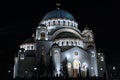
{"left": 71, "top": 23, "right": 73, "bottom": 26}
{"left": 87, "top": 35, "right": 93, "bottom": 41}
{"left": 66, "top": 41, "right": 69, "bottom": 46}
{"left": 100, "top": 56, "right": 104, "bottom": 61}
{"left": 27, "top": 46, "right": 29, "bottom": 50}
{"left": 20, "top": 54, "right": 25, "bottom": 60}
{"left": 67, "top": 63, "right": 71, "bottom": 68}
{"left": 81, "top": 62, "right": 88, "bottom": 71}
{"left": 58, "top": 21, "right": 60, "bottom": 25}
{"left": 63, "top": 21, "right": 65, "bottom": 26}
{"left": 71, "top": 41, "right": 73, "bottom": 46}
{"left": 73, "top": 60, "right": 80, "bottom": 69}
{"left": 41, "top": 32, "right": 45, "bottom": 40}
{"left": 31, "top": 46, "right": 33, "bottom": 50}
{"left": 68, "top": 22, "right": 70, "bottom": 26}
{"left": 53, "top": 21, "right": 55, "bottom": 25}
{"left": 73, "top": 60, "right": 81, "bottom": 78}
{"left": 81, "top": 62, "right": 88, "bottom": 77}
{"left": 48, "top": 22, "right": 50, "bottom": 26}
{"left": 75, "top": 42, "right": 77, "bottom": 46}
{"left": 62, "top": 41, "right": 64, "bottom": 46}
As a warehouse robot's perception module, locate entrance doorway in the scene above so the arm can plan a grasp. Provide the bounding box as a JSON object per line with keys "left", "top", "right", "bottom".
{"left": 73, "top": 60, "right": 81, "bottom": 78}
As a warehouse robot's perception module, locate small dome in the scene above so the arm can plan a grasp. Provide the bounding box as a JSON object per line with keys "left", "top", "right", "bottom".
{"left": 23, "top": 37, "right": 35, "bottom": 44}
{"left": 43, "top": 9, "right": 75, "bottom": 20}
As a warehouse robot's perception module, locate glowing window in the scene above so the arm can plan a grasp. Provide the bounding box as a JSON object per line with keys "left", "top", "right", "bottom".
{"left": 91, "top": 67, "right": 93, "bottom": 69}
{"left": 19, "top": 50, "right": 21, "bottom": 52}
{"left": 34, "top": 67, "right": 37, "bottom": 70}
{"left": 91, "top": 51, "right": 95, "bottom": 57}
{"left": 100, "top": 56, "right": 104, "bottom": 61}
{"left": 67, "top": 63, "right": 71, "bottom": 69}
{"left": 71, "top": 41, "right": 73, "bottom": 46}
{"left": 73, "top": 60, "right": 80, "bottom": 69}
{"left": 113, "top": 67, "right": 116, "bottom": 70}
{"left": 100, "top": 68, "right": 103, "bottom": 70}
{"left": 41, "top": 32, "right": 45, "bottom": 40}
{"left": 20, "top": 54, "right": 24, "bottom": 60}
{"left": 98, "top": 53, "right": 100, "bottom": 55}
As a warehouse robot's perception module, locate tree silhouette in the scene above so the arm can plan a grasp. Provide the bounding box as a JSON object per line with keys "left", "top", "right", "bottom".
{"left": 86, "top": 68, "right": 90, "bottom": 79}
{"left": 61, "top": 58, "right": 68, "bottom": 78}
{"left": 39, "top": 55, "right": 45, "bottom": 77}
{"left": 48, "top": 56, "right": 55, "bottom": 77}
{"left": 103, "top": 72, "right": 106, "bottom": 80}
{"left": 79, "top": 67, "right": 82, "bottom": 78}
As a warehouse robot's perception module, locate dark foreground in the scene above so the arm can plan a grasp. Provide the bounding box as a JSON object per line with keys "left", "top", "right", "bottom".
{"left": 13, "top": 77, "right": 112, "bottom": 80}
{"left": 5, "top": 76, "right": 120, "bottom": 80}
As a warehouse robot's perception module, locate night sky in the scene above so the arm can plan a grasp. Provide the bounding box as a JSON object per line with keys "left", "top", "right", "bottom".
{"left": 0, "top": 0, "right": 116, "bottom": 78}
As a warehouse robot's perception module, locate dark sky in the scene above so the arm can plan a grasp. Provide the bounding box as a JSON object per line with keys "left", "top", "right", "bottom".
{"left": 0, "top": 0, "right": 116, "bottom": 78}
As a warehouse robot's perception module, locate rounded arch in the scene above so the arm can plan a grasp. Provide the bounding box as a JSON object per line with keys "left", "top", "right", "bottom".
{"left": 81, "top": 62, "right": 88, "bottom": 70}
{"left": 41, "top": 32, "right": 45, "bottom": 40}
{"left": 52, "top": 28, "right": 82, "bottom": 40}
{"left": 81, "top": 62, "right": 88, "bottom": 77}
{"left": 73, "top": 60, "right": 81, "bottom": 69}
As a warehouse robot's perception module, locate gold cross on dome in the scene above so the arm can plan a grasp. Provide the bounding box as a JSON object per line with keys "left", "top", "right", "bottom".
{"left": 56, "top": 3, "right": 61, "bottom": 10}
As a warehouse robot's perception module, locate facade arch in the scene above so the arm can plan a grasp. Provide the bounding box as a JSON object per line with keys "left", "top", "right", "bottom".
{"left": 52, "top": 28, "right": 82, "bottom": 40}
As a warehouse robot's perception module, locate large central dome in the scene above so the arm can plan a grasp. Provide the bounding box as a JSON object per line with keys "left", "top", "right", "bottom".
{"left": 43, "top": 9, "right": 75, "bottom": 20}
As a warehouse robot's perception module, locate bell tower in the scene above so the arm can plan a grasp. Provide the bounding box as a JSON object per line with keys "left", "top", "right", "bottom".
{"left": 82, "top": 26, "right": 98, "bottom": 76}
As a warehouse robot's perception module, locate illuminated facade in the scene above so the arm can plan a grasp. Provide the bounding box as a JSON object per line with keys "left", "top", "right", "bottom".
{"left": 13, "top": 8, "right": 106, "bottom": 78}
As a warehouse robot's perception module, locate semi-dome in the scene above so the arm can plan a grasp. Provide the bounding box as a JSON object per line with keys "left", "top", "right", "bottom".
{"left": 55, "top": 32, "right": 80, "bottom": 39}
{"left": 43, "top": 9, "right": 75, "bottom": 20}
{"left": 23, "top": 37, "right": 35, "bottom": 44}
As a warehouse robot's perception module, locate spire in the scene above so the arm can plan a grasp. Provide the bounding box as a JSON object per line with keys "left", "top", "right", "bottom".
{"left": 56, "top": 3, "right": 61, "bottom": 10}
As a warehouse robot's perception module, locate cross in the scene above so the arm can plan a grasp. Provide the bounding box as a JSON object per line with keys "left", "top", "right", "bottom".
{"left": 56, "top": 3, "right": 61, "bottom": 10}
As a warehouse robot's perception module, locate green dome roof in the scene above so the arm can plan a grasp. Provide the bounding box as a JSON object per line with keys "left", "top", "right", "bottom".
{"left": 43, "top": 9, "right": 75, "bottom": 20}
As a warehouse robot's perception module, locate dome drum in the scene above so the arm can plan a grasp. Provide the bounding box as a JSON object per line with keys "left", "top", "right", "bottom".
{"left": 20, "top": 43, "right": 36, "bottom": 50}
{"left": 41, "top": 18, "right": 78, "bottom": 28}
{"left": 54, "top": 38, "right": 84, "bottom": 48}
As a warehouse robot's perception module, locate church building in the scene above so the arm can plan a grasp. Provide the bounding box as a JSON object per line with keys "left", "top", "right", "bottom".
{"left": 13, "top": 7, "right": 106, "bottom": 78}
